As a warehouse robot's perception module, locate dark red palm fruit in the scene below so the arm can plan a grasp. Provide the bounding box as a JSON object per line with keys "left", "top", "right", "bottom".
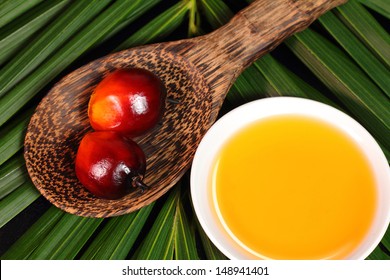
{"left": 88, "top": 68, "right": 166, "bottom": 137}
{"left": 75, "top": 131, "right": 148, "bottom": 199}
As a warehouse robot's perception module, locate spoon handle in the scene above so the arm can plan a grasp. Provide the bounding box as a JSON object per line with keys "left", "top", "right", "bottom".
{"left": 186, "top": 0, "right": 347, "bottom": 96}
{"left": 212, "top": 0, "right": 347, "bottom": 67}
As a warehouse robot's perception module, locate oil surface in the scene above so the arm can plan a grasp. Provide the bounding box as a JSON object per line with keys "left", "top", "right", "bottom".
{"left": 212, "top": 115, "right": 377, "bottom": 259}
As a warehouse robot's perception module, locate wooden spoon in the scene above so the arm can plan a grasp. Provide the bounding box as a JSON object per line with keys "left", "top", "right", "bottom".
{"left": 24, "top": 0, "right": 347, "bottom": 217}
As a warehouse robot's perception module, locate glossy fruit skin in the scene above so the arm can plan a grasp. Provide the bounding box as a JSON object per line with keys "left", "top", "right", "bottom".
{"left": 75, "top": 131, "right": 147, "bottom": 199}
{"left": 88, "top": 68, "right": 165, "bottom": 137}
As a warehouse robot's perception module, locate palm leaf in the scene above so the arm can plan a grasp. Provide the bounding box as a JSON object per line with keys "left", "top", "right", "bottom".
{"left": 80, "top": 203, "right": 154, "bottom": 260}
{"left": 253, "top": 55, "right": 339, "bottom": 106}
{"left": 200, "top": 0, "right": 233, "bottom": 27}
{"left": 366, "top": 246, "right": 390, "bottom": 260}
{"left": 0, "top": 154, "right": 27, "bottom": 199}
{"left": 0, "top": 109, "right": 32, "bottom": 166}
{"left": 133, "top": 187, "right": 178, "bottom": 260}
{"left": 358, "top": 0, "right": 390, "bottom": 18}
{"left": 197, "top": 226, "right": 227, "bottom": 260}
{"left": 188, "top": 0, "right": 202, "bottom": 36}
{"left": 26, "top": 214, "right": 103, "bottom": 259}
{"left": 0, "top": 0, "right": 70, "bottom": 66}
{"left": 133, "top": 184, "right": 199, "bottom": 260}
{"left": 286, "top": 30, "right": 390, "bottom": 153}
{"left": 319, "top": 11, "right": 390, "bottom": 97}
{"left": 173, "top": 191, "right": 199, "bottom": 260}
{"left": 380, "top": 224, "right": 390, "bottom": 252}
{"left": 117, "top": 0, "right": 190, "bottom": 50}
{"left": 0, "top": 0, "right": 44, "bottom": 29}
{"left": 227, "top": 65, "right": 275, "bottom": 105}
{"left": 336, "top": 1, "right": 390, "bottom": 67}
{"left": 0, "top": 0, "right": 389, "bottom": 261}
{"left": 1, "top": 206, "right": 65, "bottom": 259}
{"left": 0, "top": 0, "right": 112, "bottom": 98}
{"left": 0, "top": 181, "right": 40, "bottom": 228}
{"left": 195, "top": 217, "right": 227, "bottom": 260}
{"left": 0, "top": 0, "right": 165, "bottom": 259}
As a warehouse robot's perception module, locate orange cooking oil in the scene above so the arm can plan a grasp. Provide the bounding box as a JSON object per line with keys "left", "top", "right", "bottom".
{"left": 211, "top": 115, "right": 377, "bottom": 259}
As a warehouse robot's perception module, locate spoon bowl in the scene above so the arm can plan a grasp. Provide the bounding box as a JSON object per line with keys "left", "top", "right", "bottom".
{"left": 24, "top": 0, "right": 347, "bottom": 217}
{"left": 25, "top": 45, "right": 212, "bottom": 217}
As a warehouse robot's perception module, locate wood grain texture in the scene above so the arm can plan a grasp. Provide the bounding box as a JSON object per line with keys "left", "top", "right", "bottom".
{"left": 25, "top": 46, "right": 211, "bottom": 217}
{"left": 25, "top": 0, "right": 347, "bottom": 217}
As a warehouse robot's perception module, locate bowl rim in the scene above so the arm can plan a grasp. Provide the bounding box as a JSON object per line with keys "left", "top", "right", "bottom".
{"left": 190, "top": 96, "right": 390, "bottom": 260}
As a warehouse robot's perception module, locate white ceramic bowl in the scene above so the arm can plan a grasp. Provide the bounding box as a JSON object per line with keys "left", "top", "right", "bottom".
{"left": 190, "top": 97, "right": 390, "bottom": 260}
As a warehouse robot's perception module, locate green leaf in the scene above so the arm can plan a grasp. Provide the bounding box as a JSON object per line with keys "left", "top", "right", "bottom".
{"left": 254, "top": 54, "right": 340, "bottom": 107}
{"left": 227, "top": 65, "right": 277, "bottom": 105}
{"left": 319, "top": 11, "right": 390, "bottom": 98}
{"left": 188, "top": 0, "right": 201, "bottom": 37}
{"left": 380, "top": 224, "right": 390, "bottom": 252}
{"left": 81, "top": 203, "right": 154, "bottom": 260}
{"left": 0, "top": 0, "right": 70, "bottom": 65}
{"left": 27, "top": 214, "right": 103, "bottom": 259}
{"left": 336, "top": 1, "right": 390, "bottom": 68}
{"left": 0, "top": 181, "right": 40, "bottom": 228}
{"left": 117, "top": 0, "right": 190, "bottom": 50}
{"left": 94, "top": 0, "right": 164, "bottom": 48}
{"left": 0, "top": 109, "right": 32, "bottom": 166}
{"left": 1, "top": 206, "right": 64, "bottom": 259}
{"left": 133, "top": 185, "right": 198, "bottom": 260}
{"left": 0, "top": 153, "right": 28, "bottom": 199}
{"left": 196, "top": 218, "right": 227, "bottom": 260}
{"left": 286, "top": 29, "right": 390, "bottom": 153}
{"left": 199, "top": 0, "right": 234, "bottom": 28}
{"left": 357, "top": 0, "right": 390, "bottom": 19}
{"left": 366, "top": 245, "right": 390, "bottom": 260}
{"left": 0, "top": 0, "right": 162, "bottom": 127}
{"left": 173, "top": 195, "right": 199, "bottom": 260}
{"left": 133, "top": 189, "right": 178, "bottom": 260}
{"left": 0, "top": 0, "right": 44, "bottom": 29}
{"left": 0, "top": 0, "right": 111, "bottom": 98}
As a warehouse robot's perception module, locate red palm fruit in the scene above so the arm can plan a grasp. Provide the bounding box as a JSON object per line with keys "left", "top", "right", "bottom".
{"left": 88, "top": 68, "right": 165, "bottom": 137}
{"left": 75, "top": 131, "right": 148, "bottom": 199}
